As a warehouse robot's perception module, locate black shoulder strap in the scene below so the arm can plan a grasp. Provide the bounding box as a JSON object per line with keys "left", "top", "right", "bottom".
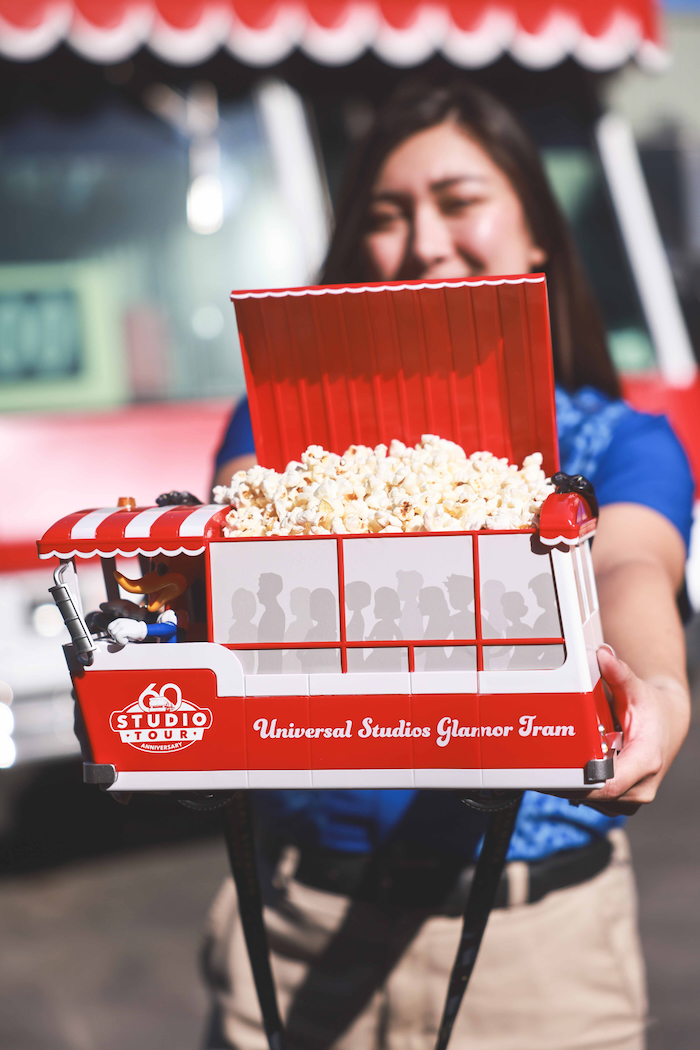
{"left": 221, "top": 789, "right": 521, "bottom": 1050}
{"left": 222, "top": 792, "right": 286, "bottom": 1050}
{"left": 434, "top": 795, "right": 523, "bottom": 1050}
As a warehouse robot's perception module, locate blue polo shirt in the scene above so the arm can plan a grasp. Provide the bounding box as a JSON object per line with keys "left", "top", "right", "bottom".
{"left": 216, "top": 386, "right": 694, "bottom": 861}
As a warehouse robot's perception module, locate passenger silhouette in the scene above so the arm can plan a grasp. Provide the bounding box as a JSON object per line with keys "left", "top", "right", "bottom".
{"left": 481, "top": 579, "right": 508, "bottom": 638}
{"left": 285, "top": 587, "right": 313, "bottom": 641}
{"left": 257, "top": 572, "right": 285, "bottom": 673}
{"left": 418, "top": 586, "right": 452, "bottom": 671}
{"left": 302, "top": 588, "right": 339, "bottom": 673}
{"left": 529, "top": 573, "right": 561, "bottom": 637}
{"left": 365, "top": 587, "right": 404, "bottom": 671}
{"left": 345, "top": 580, "right": 371, "bottom": 671}
{"left": 396, "top": 570, "right": 424, "bottom": 639}
{"left": 420, "top": 587, "right": 452, "bottom": 639}
{"left": 501, "top": 591, "right": 533, "bottom": 638}
{"left": 228, "top": 587, "right": 257, "bottom": 673}
{"left": 369, "top": 587, "right": 403, "bottom": 640}
{"left": 445, "top": 574, "right": 475, "bottom": 638}
{"left": 500, "top": 591, "right": 538, "bottom": 670}
{"left": 529, "top": 572, "right": 563, "bottom": 668}
{"left": 345, "top": 581, "right": 372, "bottom": 641}
{"left": 445, "top": 574, "right": 475, "bottom": 669}
{"left": 306, "top": 588, "right": 338, "bottom": 643}
{"left": 284, "top": 587, "right": 313, "bottom": 672}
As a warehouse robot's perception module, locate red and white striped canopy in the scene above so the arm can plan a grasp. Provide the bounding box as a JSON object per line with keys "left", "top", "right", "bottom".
{"left": 0, "top": 1, "right": 665, "bottom": 71}
{"left": 38, "top": 503, "right": 225, "bottom": 560}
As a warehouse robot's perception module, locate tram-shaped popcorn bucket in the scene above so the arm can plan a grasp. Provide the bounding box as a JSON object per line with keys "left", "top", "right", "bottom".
{"left": 39, "top": 275, "right": 619, "bottom": 795}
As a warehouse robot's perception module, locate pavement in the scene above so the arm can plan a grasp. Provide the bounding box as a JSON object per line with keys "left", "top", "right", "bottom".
{"left": 627, "top": 692, "right": 700, "bottom": 1049}
{"left": 0, "top": 837, "right": 228, "bottom": 1050}
{"left": 0, "top": 691, "right": 698, "bottom": 1049}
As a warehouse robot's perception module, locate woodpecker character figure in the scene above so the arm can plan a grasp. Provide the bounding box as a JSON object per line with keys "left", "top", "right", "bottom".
{"left": 107, "top": 556, "right": 187, "bottom": 644}
{"left": 87, "top": 491, "right": 205, "bottom": 646}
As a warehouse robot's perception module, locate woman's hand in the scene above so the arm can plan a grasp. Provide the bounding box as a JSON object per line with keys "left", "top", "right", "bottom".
{"left": 576, "top": 645, "right": 690, "bottom": 817}
{"left": 572, "top": 503, "right": 692, "bottom": 816}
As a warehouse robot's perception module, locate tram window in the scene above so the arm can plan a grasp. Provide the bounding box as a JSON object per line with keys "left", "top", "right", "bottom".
{"left": 348, "top": 648, "right": 409, "bottom": 673}
{"left": 571, "top": 546, "right": 589, "bottom": 623}
{"left": 581, "top": 541, "right": 599, "bottom": 615}
{"left": 234, "top": 649, "right": 343, "bottom": 675}
{"left": 343, "top": 535, "right": 475, "bottom": 643}
{"left": 478, "top": 534, "right": 562, "bottom": 641}
{"left": 482, "top": 644, "right": 566, "bottom": 671}
{"left": 414, "top": 646, "right": 476, "bottom": 672}
{"left": 209, "top": 540, "right": 340, "bottom": 658}
{"left": 234, "top": 650, "right": 256, "bottom": 674}
{"left": 279, "top": 649, "right": 343, "bottom": 674}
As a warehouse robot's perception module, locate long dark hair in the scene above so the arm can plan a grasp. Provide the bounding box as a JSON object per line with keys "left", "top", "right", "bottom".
{"left": 321, "top": 81, "right": 619, "bottom": 398}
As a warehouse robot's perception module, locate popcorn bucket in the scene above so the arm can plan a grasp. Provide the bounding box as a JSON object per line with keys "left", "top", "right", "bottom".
{"left": 39, "top": 275, "right": 618, "bottom": 795}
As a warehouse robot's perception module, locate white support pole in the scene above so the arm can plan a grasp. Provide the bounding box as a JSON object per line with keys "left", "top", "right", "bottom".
{"left": 254, "top": 78, "right": 331, "bottom": 283}
{"left": 596, "top": 112, "right": 697, "bottom": 388}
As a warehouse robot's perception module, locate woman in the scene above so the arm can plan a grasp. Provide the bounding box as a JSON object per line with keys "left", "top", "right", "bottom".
{"left": 206, "top": 82, "right": 692, "bottom": 1050}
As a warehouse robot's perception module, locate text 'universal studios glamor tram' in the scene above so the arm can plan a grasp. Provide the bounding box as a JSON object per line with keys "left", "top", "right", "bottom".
{"left": 39, "top": 275, "right": 620, "bottom": 795}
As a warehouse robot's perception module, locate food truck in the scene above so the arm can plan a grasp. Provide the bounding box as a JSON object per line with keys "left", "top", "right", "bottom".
{"left": 39, "top": 275, "right": 620, "bottom": 796}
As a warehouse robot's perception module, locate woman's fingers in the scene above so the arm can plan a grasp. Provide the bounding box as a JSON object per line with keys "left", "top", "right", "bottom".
{"left": 596, "top": 646, "right": 634, "bottom": 711}
{"left": 554, "top": 647, "right": 689, "bottom": 811}
{"left": 570, "top": 646, "right": 667, "bottom": 806}
{"left": 594, "top": 733, "right": 663, "bottom": 803}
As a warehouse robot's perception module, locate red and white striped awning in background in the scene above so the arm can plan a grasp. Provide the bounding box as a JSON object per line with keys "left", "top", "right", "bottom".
{"left": 38, "top": 503, "right": 226, "bottom": 560}
{"left": 0, "top": 1, "right": 666, "bottom": 71}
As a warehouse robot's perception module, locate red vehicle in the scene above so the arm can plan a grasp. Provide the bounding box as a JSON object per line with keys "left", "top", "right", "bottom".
{"left": 40, "top": 276, "right": 620, "bottom": 795}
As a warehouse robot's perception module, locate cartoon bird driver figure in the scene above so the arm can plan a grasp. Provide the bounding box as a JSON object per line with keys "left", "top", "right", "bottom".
{"left": 107, "top": 555, "right": 191, "bottom": 644}
{"left": 85, "top": 491, "right": 206, "bottom": 646}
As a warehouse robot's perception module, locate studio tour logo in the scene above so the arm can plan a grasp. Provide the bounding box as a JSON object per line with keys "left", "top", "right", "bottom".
{"left": 110, "top": 683, "right": 213, "bottom": 753}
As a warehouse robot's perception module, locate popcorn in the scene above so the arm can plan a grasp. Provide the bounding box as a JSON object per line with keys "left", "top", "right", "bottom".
{"left": 214, "top": 436, "right": 554, "bottom": 538}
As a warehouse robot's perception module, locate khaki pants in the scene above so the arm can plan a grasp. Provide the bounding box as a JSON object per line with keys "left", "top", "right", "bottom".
{"left": 202, "top": 830, "right": 647, "bottom": 1050}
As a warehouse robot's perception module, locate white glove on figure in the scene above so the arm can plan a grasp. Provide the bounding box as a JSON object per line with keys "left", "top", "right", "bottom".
{"left": 108, "top": 618, "right": 148, "bottom": 645}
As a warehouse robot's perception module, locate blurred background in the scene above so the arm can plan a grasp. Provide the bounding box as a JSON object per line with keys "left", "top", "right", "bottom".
{"left": 1, "top": 0, "right": 700, "bottom": 1046}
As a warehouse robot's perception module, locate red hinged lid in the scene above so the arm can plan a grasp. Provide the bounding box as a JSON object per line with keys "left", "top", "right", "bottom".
{"left": 231, "top": 274, "right": 559, "bottom": 477}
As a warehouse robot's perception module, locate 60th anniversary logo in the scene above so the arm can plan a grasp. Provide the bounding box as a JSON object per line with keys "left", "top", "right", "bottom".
{"left": 110, "top": 683, "right": 213, "bottom": 753}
